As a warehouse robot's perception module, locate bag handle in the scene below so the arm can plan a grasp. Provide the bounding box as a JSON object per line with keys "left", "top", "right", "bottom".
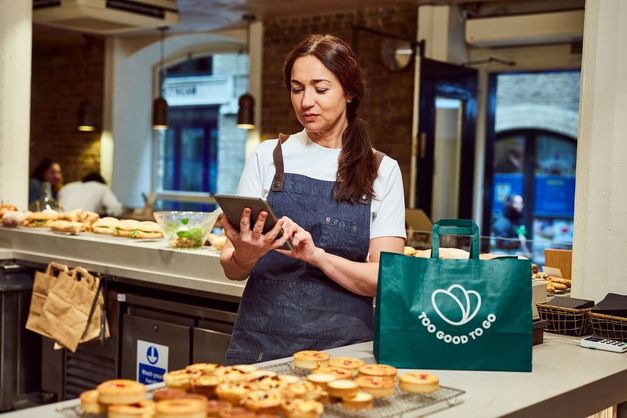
{"left": 68, "top": 267, "right": 97, "bottom": 289}
{"left": 431, "top": 219, "right": 480, "bottom": 259}
{"left": 45, "top": 262, "right": 69, "bottom": 277}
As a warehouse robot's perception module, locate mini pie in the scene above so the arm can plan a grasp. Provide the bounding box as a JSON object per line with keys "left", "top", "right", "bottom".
{"left": 255, "top": 375, "right": 288, "bottom": 391}
{"left": 399, "top": 371, "right": 440, "bottom": 394}
{"left": 281, "top": 398, "right": 324, "bottom": 418}
{"left": 216, "top": 381, "right": 254, "bottom": 404}
{"left": 293, "top": 350, "right": 330, "bottom": 369}
{"left": 342, "top": 391, "right": 374, "bottom": 410}
{"left": 247, "top": 370, "right": 278, "bottom": 382}
{"left": 215, "top": 366, "right": 250, "bottom": 383}
{"left": 306, "top": 373, "right": 336, "bottom": 390}
{"left": 232, "top": 364, "right": 258, "bottom": 374}
{"left": 282, "top": 381, "right": 322, "bottom": 400}
{"left": 152, "top": 388, "right": 187, "bottom": 402}
{"left": 96, "top": 379, "right": 146, "bottom": 405}
{"left": 242, "top": 390, "right": 282, "bottom": 414}
{"left": 155, "top": 398, "right": 207, "bottom": 418}
{"left": 326, "top": 379, "right": 359, "bottom": 398}
{"left": 278, "top": 375, "right": 301, "bottom": 385}
{"left": 311, "top": 366, "right": 353, "bottom": 381}
{"left": 358, "top": 364, "right": 398, "bottom": 378}
{"left": 354, "top": 375, "right": 395, "bottom": 398}
{"left": 191, "top": 374, "right": 222, "bottom": 398}
{"left": 108, "top": 400, "right": 155, "bottom": 418}
{"left": 206, "top": 399, "right": 232, "bottom": 418}
{"left": 164, "top": 369, "right": 199, "bottom": 391}
{"left": 219, "top": 406, "right": 256, "bottom": 418}
{"left": 186, "top": 362, "right": 220, "bottom": 375}
{"left": 79, "top": 389, "right": 106, "bottom": 414}
{"left": 328, "top": 357, "right": 365, "bottom": 376}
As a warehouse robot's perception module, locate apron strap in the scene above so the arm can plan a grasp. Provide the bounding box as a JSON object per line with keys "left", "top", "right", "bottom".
{"left": 271, "top": 133, "right": 290, "bottom": 192}
{"left": 357, "top": 150, "right": 386, "bottom": 204}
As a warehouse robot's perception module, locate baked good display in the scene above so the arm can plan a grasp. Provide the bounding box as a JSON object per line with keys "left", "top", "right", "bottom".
{"left": 164, "top": 369, "right": 199, "bottom": 391}
{"left": 254, "top": 375, "right": 287, "bottom": 391}
{"left": 49, "top": 220, "right": 83, "bottom": 235}
{"left": 281, "top": 398, "right": 324, "bottom": 418}
{"left": 342, "top": 391, "right": 374, "bottom": 410}
{"left": 399, "top": 371, "right": 440, "bottom": 393}
{"left": 327, "top": 357, "right": 365, "bottom": 376}
{"left": 1, "top": 210, "right": 28, "bottom": 227}
{"left": 293, "top": 350, "right": 330, "bottom": 369}
{"left": 79, "top": 389, "right": 106, "bottom": 414}
{"left": 326, "top": 379, "right": 359, "bottom": 398}
{"left": 354, "top": 375, "right": 395, "bottom": 398}
{"left": 186, "top": 362, "right": 220, "bottom": 374}
{"left": 96, "top": 379, "right": 146, "bottom": 405}
{"left": 311, "top": 366, "right": 353, "bottom": 381}
{"left": 108, "top": 400, "right": 155, "bottom": 418}
{"left": 215, "top": 381, "right": 253, "bottom": 404}
{"left": 358, "top": 363, "right": 398, "bottom": 378}
{"left": 155, "top": 398, "right": 207, "bottom": 418}
{"left": 306, "top": 373, "right": 336, "bottom": 389}
{"left": 191, "top": 374, "right": 221, "bottom": 398}
{"left": 242, "top": 390, "right": 282, "bottom": 414}
{"left": 282, "top": 381, "right": 323, "bottom": 401}
{"left": 0, "top": 204, "right": 18, "bottom": 220}
{"left": 152, "top": 388, "right": 187, "bottom": 402}
{"left": 23, "top": 209, "right": 58, "bottom": 227}
{"left": 206, "top": 399, "right": 232, "bottom": 417}
{"left": 92, "top": 217, "right": 121, "bottom": 235}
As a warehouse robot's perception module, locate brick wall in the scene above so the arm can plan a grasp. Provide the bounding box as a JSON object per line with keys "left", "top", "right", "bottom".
{"left": 30, "top": 35, "right": 105, "bottom": 184}
{"left": 262, "top": 5, "right": 417, "bottom": 199}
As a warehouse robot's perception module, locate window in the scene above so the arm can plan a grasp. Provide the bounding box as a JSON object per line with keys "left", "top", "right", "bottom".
{"left": 153, "top": 53, "right": 249, "bottom": 211}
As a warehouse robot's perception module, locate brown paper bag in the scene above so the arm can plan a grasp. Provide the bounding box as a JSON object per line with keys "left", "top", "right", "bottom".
{"left": 25, "top": 262, "right": 69, "bottom": 338}
{"left": 41, "top": 267, "right": 108, "bottom": 352}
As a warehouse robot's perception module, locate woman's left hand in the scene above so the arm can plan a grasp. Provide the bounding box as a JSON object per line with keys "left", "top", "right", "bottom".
{"left": 276, "top": 216, "right": 325, "bottom": 266}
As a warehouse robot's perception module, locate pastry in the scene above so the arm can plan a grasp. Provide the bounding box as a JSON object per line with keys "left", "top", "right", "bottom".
{"left": 206, "top": 399, "right": 232, "bottom": 417}
{"left": 293, "top": 350, "right": 330, "bottom": 369}
{"left": 215, "top": 366, "right": 250, "bottom": 383}
{"left": 341, "top": 391, "right": 374, "bottom": 410}
{"left": 108, "top": 400, "right": 155, "bottom": 418}
{"left": 186, "top": 362, "right": 220, "bottom": 374}
{"left": 242, "top": 390, "right": 282, "bottom": 414}
{"left": 311, "top": 366, "right": 353, "bottom": 381}
{"left": 96, "top": 379, "right": 146, "bottom": 405}
{"left": 327, "top": 357, "right": 365, "bottom": 376}
{"left": 79, "top": 389, "right": 106, "bottom": 414}
{"left": 191, "top": 374, "right": 222, "bottom": 398}
{"left": 281, "top": 398, "right": 324, "bottom": 418}
{"left": 306, "top": 373, "right": 336, "bottom": 390}
{"left": 282, "top": 381, "right": 323, "bottom": 400}
{"left": 164, "top": 369, "right": 199, "bottom": 391}
{"left": 358, "top": 364, "right": 398, "bottom": 378}
{"left": 326, "top": 379, "right": 359, "bottom": 398}
{"left": 152, "top": 388, "right": 187, "bottom": 402}
{"left": 255, "top": 375, "right": 288, "bottom": 391}
{"left": 215, "top": 381, "right": 253, "bottom": 404}
{"left": 399, "top": 371, "right": 440, "bottom": 393}
{"left": 403, "top": 246, "right": 417, "bottom": 256}
{"left": 155, "top": 398, "right": 207, "bottom": 418}
{"left": 278, "top": 375, "right": 301, "bottom": 385}
{"left": 219, "top": 406, "right": 256, "bottom": 418}
{"left": 354, "top": 375, "right": 395, "bottom": 398}
{"left": 247, "top": 370, "right": 278, "bottom": 382}
{"left": 92, "top": 217, "right": 121, "bottom": 235}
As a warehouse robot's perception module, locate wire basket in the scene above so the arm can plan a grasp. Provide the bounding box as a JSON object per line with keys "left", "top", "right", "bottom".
{"left": 536, "top": 302, "right": 591, "bottom": 336}
{"left": 589, "top": 312, "right": 627, "bottom": 342}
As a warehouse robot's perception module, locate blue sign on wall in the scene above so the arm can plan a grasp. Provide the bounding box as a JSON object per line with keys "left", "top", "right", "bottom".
{"left": 534, "top": 175, "right": 575, "bottom": 218}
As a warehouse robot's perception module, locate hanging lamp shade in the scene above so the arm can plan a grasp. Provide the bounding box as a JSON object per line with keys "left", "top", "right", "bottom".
{"left": 236, "top": 93, "right": 255, "bottom": 129}
{"left": 152, "top": 96, "right": 168, "bottom": 130}
{"left": 78, "top": 100, "right": 96, "bottom": 132}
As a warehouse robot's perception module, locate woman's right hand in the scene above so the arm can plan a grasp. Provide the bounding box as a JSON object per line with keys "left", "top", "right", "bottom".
{"left": 221, "top": 208, "right": 288, "bottom": 271}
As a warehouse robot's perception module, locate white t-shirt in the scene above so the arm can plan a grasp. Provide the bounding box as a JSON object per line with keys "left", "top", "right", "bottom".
{"left": 59, "top": 181, "right": 124, "bottom": 216}
{"left": 237, "top": 130, "right": 406, "bottom": 239}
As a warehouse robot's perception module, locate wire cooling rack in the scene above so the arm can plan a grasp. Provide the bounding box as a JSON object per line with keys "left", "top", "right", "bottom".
{"left": 57, "top": 361, "right": 465, "bottom": 418}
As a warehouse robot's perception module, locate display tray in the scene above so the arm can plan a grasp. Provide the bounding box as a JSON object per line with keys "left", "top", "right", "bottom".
{"left": 56, "top": 359, "right": 465, "bottom": 418}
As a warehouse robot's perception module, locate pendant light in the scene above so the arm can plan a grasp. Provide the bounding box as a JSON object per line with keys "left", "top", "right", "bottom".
{"left": 153, "top": 26, "right": 169, "bottom": 130}
{"left": 78, "top": 36, "right": 96, "bottom": 132}
{"left": 237, "top": 14, "right": 255, "bottom": 130}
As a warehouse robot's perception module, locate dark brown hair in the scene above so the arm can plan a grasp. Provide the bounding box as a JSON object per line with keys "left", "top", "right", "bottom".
{"left": 283, "top": 34, "right": 377, "bottom": 203}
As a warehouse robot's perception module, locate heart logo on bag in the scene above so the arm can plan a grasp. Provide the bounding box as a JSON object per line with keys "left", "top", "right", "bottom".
{"left": 431, "top": 284, "right": 481, "bottom": 326}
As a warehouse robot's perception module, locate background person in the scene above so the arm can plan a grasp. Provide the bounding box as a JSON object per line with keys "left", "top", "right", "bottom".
{"left": 493, "top": 194, "right": 531, "bottom": 256}
{"left": 29, "top": 158, "right": 63, "bottom": 207}
{"left": 59, "top": 172, "right": 123, "bottom": 216}
{"left": 219, "top": 34, "right": 406, "bottom": 364}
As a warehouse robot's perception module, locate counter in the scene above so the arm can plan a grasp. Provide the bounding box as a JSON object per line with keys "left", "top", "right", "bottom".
{"left": 3, "top": 334, "right": 626, "bottom": 418}
{"left": 0, "top": 226, "right": 244, "bottom": 300}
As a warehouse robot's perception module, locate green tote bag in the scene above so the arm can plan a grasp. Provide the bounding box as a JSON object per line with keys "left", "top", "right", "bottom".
{"left": 374, "top": 219, "right": 532, "bottom": 372}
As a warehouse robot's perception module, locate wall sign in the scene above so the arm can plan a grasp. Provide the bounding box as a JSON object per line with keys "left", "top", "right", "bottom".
{"left": 137, "top": 339, "right": 169, "bottom": 384}
{"left": 163, "top": 75, "right": 233, "bottom": 107}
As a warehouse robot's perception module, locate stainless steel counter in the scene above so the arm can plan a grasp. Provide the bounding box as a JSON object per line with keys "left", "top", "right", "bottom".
{"left": 0, "top": 226, "right": 245, "bottom": 300}
{"left": 3, "top": 334, "right": 626, "bottom": 418}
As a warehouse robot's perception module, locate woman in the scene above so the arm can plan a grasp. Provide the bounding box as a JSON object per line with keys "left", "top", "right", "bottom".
{"left": 220, "top": 34, "right": 406, "bottom": 364}
{"left": 28, "top": 158, "right": 63, "bottom": 207}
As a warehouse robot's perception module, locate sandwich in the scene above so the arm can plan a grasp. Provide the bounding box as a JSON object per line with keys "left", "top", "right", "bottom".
{"left": 80, "top": 211, "right": 100, "bottom": 232}
{"left": 2, "top": 211, "right": 28, "bottom": 227}
{"left": 58, "top": 209, "right": 83, "bottom": 222}
{"left": 116, "top": 219, "right": 143, "bottom": 237}
{"left": 0, "top": 204, "right": 18, "bottom": 220}
{"left": 92, "top": 217, "right": 121, "bottom": 235}
{"left": 50, "top": 220, "right": 83, "bottom": 235}
{"left": 23, "top": 209, "right": 59, "bottom": 227}
{"left": 124, "top": 220, "right": 162, "bottom": 239}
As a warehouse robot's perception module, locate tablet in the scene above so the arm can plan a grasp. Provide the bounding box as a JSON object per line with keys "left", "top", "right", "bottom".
{"left": 214, "top": 194, "right": 292, "bottom": 250}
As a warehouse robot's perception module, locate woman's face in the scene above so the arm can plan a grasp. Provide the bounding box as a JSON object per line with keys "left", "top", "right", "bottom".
{"left": 290, "top": 55, "right": 350, "bottom": 135}
{"left": 44, "top": 163, "right": 63, "bottom": 185}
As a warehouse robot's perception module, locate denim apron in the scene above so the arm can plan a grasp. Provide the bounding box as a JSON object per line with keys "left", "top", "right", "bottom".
{"left": 226, "top": 134, "right": 385, "bottom": 364}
